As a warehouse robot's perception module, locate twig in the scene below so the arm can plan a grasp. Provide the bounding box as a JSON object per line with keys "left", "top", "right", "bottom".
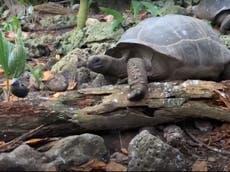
{"left": 0, "top": 125, "right": 45, "bottom": 153}
{"left": 184, "top": 128, "right": 230, "bottom": 155}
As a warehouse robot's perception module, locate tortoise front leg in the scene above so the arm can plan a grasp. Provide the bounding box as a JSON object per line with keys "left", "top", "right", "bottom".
{"left": 220, "top": 14, "right": 230, "bottom": 34}
{"left": 127, "top": 58, "right": 148, "bottom": 101}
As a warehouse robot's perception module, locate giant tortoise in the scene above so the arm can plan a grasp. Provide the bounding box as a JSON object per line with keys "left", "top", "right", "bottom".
{"left": 192, "top": 0, "right": 230, "bottom": 33}
{"left": 87, "top": 14, "right": 230, "bottom": 101}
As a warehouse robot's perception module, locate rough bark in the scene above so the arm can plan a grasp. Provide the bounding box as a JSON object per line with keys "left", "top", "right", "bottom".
{"left": 1, "top": 80, "right": 230, "bottom": 139}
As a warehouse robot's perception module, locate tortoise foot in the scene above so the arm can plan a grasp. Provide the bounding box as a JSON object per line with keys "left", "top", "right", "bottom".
{"left": 127, "top": 86, "right": 146, "bottom": 101}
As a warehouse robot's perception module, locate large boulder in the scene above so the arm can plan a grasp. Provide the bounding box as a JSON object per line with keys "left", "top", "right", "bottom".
{"left": 45, "top": 133, "right": 108, "bottom": 170}
{"left": 0, "top": 145, "right": 55, "bottom": 171}
{"left": 128, "top": 130, "right": 187, "bottom": 171}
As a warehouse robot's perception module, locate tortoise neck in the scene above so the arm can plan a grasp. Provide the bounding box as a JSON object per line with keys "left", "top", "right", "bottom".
{"left": 107, "top": 57, "right": 127, "bottom": 78}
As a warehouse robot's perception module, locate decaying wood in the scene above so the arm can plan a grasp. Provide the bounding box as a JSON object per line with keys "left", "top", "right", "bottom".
{"left": 0, "top": 80, "right": 230, "bottom": 139}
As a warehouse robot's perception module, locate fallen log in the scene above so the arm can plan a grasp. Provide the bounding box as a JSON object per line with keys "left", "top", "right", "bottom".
{"left": 0, "top": 80, "right": 230, "bottom": 140}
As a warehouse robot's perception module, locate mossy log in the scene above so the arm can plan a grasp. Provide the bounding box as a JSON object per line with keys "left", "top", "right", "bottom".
{"left": 0, "top": 80, "right": 230, "bottom": 140}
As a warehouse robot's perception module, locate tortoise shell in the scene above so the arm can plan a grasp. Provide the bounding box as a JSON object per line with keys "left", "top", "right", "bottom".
{"left": 106, "top": 15, "right": 230, "bottom": 66}
{"left": 193, "top": 0, "right": 230, "bottom": 21}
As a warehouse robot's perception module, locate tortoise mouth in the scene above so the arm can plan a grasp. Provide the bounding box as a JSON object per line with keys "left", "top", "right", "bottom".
{"left": 87, "top": 56, "right": 104, "bottom": 72}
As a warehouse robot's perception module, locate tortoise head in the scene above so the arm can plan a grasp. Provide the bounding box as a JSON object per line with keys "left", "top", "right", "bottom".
{"left": 87, "top": 55, "right": 127, "bottom": 77}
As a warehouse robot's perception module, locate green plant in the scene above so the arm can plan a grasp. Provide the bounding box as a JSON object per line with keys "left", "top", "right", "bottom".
{"left": 77, "top": 0, "right": 89, "bottom": 31}
{"left": 0, "top": 28, "right": 27, "bottom": 101}
{"left": 2, "top": 16, "right": 20, "bottom": 32}
{"left": 131, "top": 0, "right": 160, "bottom": 17}
{"left": 100, "top": 7, "right": 124, "bottom": 31}
{"left": 26, "top": 64, "right": 43, "bottom": 87}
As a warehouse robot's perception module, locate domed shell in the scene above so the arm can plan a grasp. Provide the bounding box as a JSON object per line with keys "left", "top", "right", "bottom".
{"left": 193, "top": 0, "right": 230, "bottom": 21}
{"left": 106, "top": 15, "right": 230, "bottom": 66}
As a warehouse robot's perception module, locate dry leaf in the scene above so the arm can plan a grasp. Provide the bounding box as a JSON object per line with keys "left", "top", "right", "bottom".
{"left": 106, "top": 161, "right": 126, "bottom": 172}
{"left": 25, "top": 138, "right": 45, "bottom": 145}
{"left": 0, "top": 141, "right": 6, "bottom": 146}
{"left": 52, "top": 92, "right": 63, "bottom": 98}
{"left": 0, "top": 68, "right": 4, "bottom": 76}
{"left": 71, "top": 159, "right": 106, "bottom": 171}
{"left": 42, "top": 71, "right": 54, "bottom": 81}
{"left": 104, "top": 15, "right": 114, "bottom": 22}
{"left": 192, "top": 160, "right": 208, "bottom": 172}
{"left": 225, "top": 162, "right": 230, "bottom": 171}
{"left": 55, "top": 54, "right": 61, "bottom": 60}
{"left": 4, "top": 31, "right": 17, "bottom": 42}
{"left": 121, "top": 148, "right": 128, "bottom": 155}
{"left": 78, "top": 99, "right": 94, "bottom": 107}
{"left": 67, "top": 81, "right": 77, "bottom": 90}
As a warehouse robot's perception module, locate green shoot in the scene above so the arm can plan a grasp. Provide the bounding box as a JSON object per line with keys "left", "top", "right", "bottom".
{"left": 131, "top": 0, "right": 142, "bottom": 17}
{"left": 100, "top": 7, "right": 124, "bottom": 31}
{"left": 2, "top": 16, "right": 20, "bottom": 32}
{"left": 131, "top": 0, "right": 161, "bottom": 18}
{"left": 0, "top": 29, "right": 27, "bottom": 101}
{"left": 26, "top": 64, "right": 43, "bottom": 87}
{"left": 141, "top": 1, "right": 160, "bottom": 16}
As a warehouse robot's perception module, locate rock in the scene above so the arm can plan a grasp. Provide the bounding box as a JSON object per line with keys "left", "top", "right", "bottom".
{"left": 163, "top": 125, "right": 186, "bottom": 147}
{"left": 159, "top": 5, "right": 189, "bottom": 16}
{"left": 128, "top": 130, "right": 187, "bottom": 171}
{"left": 86, "top": 18, "right": 100, "bottom": 26}
{"left": 84, "top": 22, "right": 124, "bottom": 44}
{"left": 51, "top": 48, "right": 93, "bottom": 89}
{"left": 39, "top": 14, "right": 77, "bottom": 28}
{"left": 44, "top": 72, "right": 68, "bottom": 92}
{"left": 45, "top": 134, "right": 108, "bottom": 169}
{"left": 51, "top": 48, "right": 89, "bottom": 74}
{"left": 57, "top": 20, "right": 124, "bottom": 56}
{"left": 0, "top": 144, "right": 55, "bottom": 171}
{"left": 76, "top": 67, "right": 91, "bottom": 89}
{"left": 110, "top": 152, "right": 128, "bottom": 164}
{"left": 24, "top": 34, "right": 55, "bottom": 58}
{"left": 91, "top": 73, "right": 110, "bottom": 88}
{"left": 51, "top": 48, "right": 112, "bottom": 89}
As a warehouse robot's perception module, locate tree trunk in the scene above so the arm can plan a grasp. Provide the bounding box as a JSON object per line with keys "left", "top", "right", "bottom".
{"left": 1, "top": 80, "right": 230, "bottom": 140}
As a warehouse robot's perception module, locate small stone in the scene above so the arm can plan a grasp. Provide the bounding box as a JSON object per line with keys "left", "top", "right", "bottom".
{"left": 163, "top": 125, "right": 186, "bottom": 147}
{"left": 208, "top": 157, "right": 216, "bottom": 162}
{"left": 44, "top": 73, "right": 68, "bottom": 92}
{"left": 194, "top": 120, "right": 213, "bottom": 132}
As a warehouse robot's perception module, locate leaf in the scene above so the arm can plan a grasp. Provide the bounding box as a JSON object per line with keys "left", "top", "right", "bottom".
{"left": 26, "top": 64, "right": 43, "bottom": 84}
{"left": 8, "top": 29, "right": 27, "bottom": 78}
{"left": 105, "top": 161, "right": 126, "bottom": 172}
{"left": 141, "top": 1, "right": 160, "bottom": 16}
{"left": 100, "top": 7, "right": 123, "bottom": 31}
{"left": 41, "top": 71, "right": 54, "bottom": 81}
{"left": 0, "top": 31, "right": 14, "bottom": 78}
{"left": 192, "top": 160, "right": 208, "bottom": 172}
{"left": 71, "top": 159, "right": 106, "bottom": 171}
{"left": 131, "top": 0, "right": 143, "bottom": 17}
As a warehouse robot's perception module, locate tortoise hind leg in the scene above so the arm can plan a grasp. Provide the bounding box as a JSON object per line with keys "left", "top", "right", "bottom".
{"left": 127, "top": 58, "right": 148, "bottom": 101}
{"left": 220, "top": 14, "right": 230, "bottom": 34}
